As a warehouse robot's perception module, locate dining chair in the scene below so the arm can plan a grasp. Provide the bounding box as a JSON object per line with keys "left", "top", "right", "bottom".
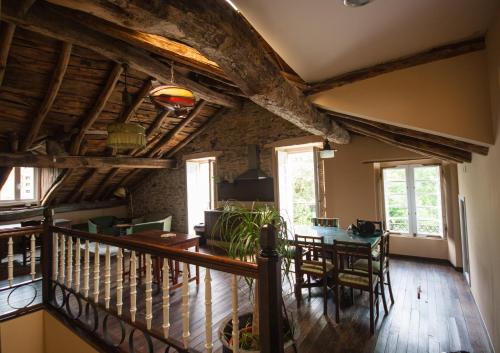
{"left": 294, "top": 235, "right": 335, "bottom": 316}
{"left": 333, "top": 240, "right": 380, "bottom": 334}
{"left": 356, "top": 219, "right": 384, "bottom": 259}
{"left": 312, "top": 217, "right": 340, "bottom": 228}
{"left": 352, "top": 231, "right": 394, "bottom": 314}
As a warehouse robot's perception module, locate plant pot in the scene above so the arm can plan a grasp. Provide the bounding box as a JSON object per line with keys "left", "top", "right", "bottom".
{"left": 219, "top": 312, "right": 297, "bottom": 353}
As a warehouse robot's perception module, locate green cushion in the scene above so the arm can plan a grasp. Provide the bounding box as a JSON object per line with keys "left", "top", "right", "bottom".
{"left": 132, "top": 215, "right": 172, "bottom": 232}
{"left": 338, "top": 272, "right": 377, "bottom": 287}
{"left": 142, "top": 213, "right": 170, "bottom": 223}
{"left": 301, "top": 260, "right": 334, "bottom": 275}
{"left": 353, "top": 259, "right": 381, "bottom": 274}
{"left": 89, "top": 216, "right": 116, "bottom": 227}
{"left": 88, "top": 216, "right": 119, "bottom": 236}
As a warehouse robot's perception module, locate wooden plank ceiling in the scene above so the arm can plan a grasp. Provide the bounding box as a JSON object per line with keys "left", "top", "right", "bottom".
{"left": 0, "top": 25, "right": 224, "bottom": 205}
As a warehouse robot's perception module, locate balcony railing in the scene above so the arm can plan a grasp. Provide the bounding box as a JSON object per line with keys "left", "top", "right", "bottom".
{"left": 0, "top": 209, "right": 285, "bottom": 353}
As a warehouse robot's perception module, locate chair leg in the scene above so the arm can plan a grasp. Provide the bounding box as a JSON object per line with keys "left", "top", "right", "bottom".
{"left": 334, "top": 283, "right": 340, "bottom": 323}
{"left": 386, "top": 270, "right": 395, "bottom": 304}
{"left": 307, "top": 274, "right": 311, "bottom": 299}
{"left": 295, "top": 272, "right": 302, "bottom": 308}
{"left": 380, "top": 272, "right": 388, "bottom": 315}
{"left": 369, "top": 288, "right": 374, "bottom": 335}
{"left": 322, "top": 274, "right": 328, "bottom": 316}
{"left": 375, "top": 282, "right": 380, "bottom": 319}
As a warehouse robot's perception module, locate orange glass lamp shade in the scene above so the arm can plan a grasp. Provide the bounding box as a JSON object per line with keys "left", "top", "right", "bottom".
{"left": 107, "top": 123, "right": 146, "bottom": 150}
{"left": 149, "top": 85, "right": 196, "bottom": 110}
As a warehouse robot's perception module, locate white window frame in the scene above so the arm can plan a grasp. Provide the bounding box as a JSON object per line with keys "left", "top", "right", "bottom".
{"left": 382, "top": 163, "right": 446, "bottom": 238}
{"left": 0, "top": 167, "right": 39, "bottom": 206}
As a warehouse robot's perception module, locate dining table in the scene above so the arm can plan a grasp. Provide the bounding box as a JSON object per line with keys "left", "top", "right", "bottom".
{"left": 293, "top": 225, "right": 382, "bottom": 250}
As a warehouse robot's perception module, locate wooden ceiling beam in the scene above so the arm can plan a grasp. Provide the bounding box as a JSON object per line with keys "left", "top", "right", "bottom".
{"left": 44, "top": 1, "right": 226, "bottom": 79}
{"left": 41, "top": 169, "right": 73, "bottom": 206}
{"left": 322, "top": 110, "right": 489, "bottom": 156}
{"left": 93, "top": 168, "right": 120, "bottom": 201}
{"left": 70, "top": 62, "right": 123, "bottom": 155}
{"left": 39, "top": 0, "right": 349, "bottom": 144}
{"left": 0, "top": 153, "right": 177, "bottom": 169}
{"left": 335, "top": 118, "right": 471, "bottom": 163}
{"left": 306, "top": 37, "right": 485, "bottom": 96}
{"left": 1, "top": 1, "right": 239, "bottom": 109}
{"left": 0, "top": 22, "right": 16, "bottom": 85}
{"left": 118, "top": 77, "right": 153, "bottom": 124}
{"left": 147, "top": 100, "right": 207, "bottom": 157}
{"left": 66, "top": 169, "right": 97, "bottom": 204}
{"left": 164, "top": 108, "right": 227, "bottom": 158}
{"left": 21, "top": 41, "right": 72, "bottom": 151}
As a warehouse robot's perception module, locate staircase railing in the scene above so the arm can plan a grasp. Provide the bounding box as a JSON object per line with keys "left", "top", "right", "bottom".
{"left": 1, "top": 208, "right": 284, "bottom": 353}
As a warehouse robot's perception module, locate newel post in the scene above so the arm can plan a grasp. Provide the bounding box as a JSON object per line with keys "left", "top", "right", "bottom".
{"left": 257, "top": 224, "right": 284, "bottom": 353}
{"left": 42, "top": 207, "right": 54, "bottom": 304}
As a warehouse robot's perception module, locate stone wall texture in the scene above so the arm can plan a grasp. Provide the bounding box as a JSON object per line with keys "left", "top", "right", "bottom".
{"left": 132, "top": 101, "right": 310, "bottom": 232}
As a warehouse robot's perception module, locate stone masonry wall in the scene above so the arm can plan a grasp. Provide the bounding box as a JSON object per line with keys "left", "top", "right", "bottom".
{"left": 131, "top": 101, "right": 310, "bottom": 232}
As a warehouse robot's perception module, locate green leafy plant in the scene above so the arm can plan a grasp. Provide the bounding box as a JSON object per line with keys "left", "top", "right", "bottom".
{"left": 212, "top": 202, "right": 295, "bottom": 350}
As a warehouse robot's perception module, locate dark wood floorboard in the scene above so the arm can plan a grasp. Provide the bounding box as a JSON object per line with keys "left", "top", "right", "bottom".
{"left": 0, "top": 250, "right": 493, "bottom": 353}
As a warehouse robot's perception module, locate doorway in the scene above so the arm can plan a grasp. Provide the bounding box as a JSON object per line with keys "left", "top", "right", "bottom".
{"left": 277, "top": 146, "right": 319, "bottom": 228}
{"left": 186, "top": 157, "right": 215, "bottom": 235}
{"left": 459, "top": 195, "right": 471, "bottom": 286}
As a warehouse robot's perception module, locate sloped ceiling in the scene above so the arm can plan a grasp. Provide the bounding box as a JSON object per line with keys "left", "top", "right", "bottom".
{"left": 232, "top": 0, "right": 499, "bottom": 82}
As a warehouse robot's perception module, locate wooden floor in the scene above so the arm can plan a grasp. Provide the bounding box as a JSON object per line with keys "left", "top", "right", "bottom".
{"left": 0, "top": 252, "right": 492, "bottom": 353}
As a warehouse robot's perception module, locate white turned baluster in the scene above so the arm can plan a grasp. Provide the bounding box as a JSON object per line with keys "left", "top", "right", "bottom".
{"left": 205, "top": 268, "right": 213, "bottom": 353}
{"left": 231, "top": 275, "right": 239, "bottom": 353}
{"left": 66, "top": 236, "right": 73, "bottom": 288}
{"left": 59, "top": 234, "right": 65, "bottom": 284}
{"left": 93, "top": 242, "right": 100, "bottom": 303}
{"left": 182, "top": 262, "right": 190, "bottom": 349}
{"left": 7, "top": 237, "right": 13, "bottom": 287}
{"left": 116, "top": 248, "right": 123, "bottom": 316}
{"left": 74, "top": 238, "right": 81, "bottom": 292}
{"left": 30, "top": 234, "right": 36, "bottom": 280}
{"left": 130, "top": 251, "right": 137, "bottom": 322}
{"left": 82, "top": 240, "right": 90, "bottom": 297}
{"left": 104, "top": 245, "right": 111, "bottom": 309}
{"left": 52, "top": 233, "right": 59, "bottom": 281}
{"left": 145, "top": 254, "right": 153, "bottom": 330}
{"left": 162, "top": 259, "right": 170, "bottom": 338}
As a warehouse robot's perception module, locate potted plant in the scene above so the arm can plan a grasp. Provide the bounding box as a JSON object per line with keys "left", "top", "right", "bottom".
{"left": 212, "top": 203, "right": 297, "bottom": 353}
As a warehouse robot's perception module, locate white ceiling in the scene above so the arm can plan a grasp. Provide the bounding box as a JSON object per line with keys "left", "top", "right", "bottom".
{"left": 232, "top": 0, "right": 499, "bottom": 82}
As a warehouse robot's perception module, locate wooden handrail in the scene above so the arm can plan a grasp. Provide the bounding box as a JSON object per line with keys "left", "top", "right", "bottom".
{"left": 51, "top": 226, "right": 259, "bottom": 278}
{"left": 0, "top": 225, "right": 43, "bottom": 239}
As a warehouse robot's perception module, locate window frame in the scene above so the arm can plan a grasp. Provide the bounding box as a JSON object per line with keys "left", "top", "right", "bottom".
{"left": 381, "top": 162, "right": 447, "bottom": 238}
{"left": 0, "top": 167, "right": 39, "bottom": 207}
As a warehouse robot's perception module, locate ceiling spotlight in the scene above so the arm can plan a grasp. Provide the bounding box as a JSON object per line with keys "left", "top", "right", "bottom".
{"left": 343, "top": 0, "right": 373, "bottom": 7}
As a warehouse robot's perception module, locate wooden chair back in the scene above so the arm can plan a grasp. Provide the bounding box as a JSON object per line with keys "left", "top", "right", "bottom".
{"left": 312, "top": 217, "right": 340, "bottom": 228}
{"left": 356, "top": 219, "right": 384, "bottom": 232}
{"left": 334, "top": 240, "right": 373, "bottom": 289}
{"left": 379, "top": 231, "right": 390, "bottom": 273}
{"left": 294, "top": 234, "right": 328, "bottom": 275}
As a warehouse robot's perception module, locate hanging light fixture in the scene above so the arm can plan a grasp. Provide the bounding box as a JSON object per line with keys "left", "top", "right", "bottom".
{"left": 149, "top": 62, "right": 196, "bottom": 116}
{"left": 107, "top": 64, "right": 146, "bottom": 150}
{"left": 319, "top": 139, "right": 337, "bottom": 159}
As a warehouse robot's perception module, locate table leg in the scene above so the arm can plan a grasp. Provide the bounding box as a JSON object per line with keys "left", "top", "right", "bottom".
{"left": 195, "top": 242, "right": 200, "bottom": 285}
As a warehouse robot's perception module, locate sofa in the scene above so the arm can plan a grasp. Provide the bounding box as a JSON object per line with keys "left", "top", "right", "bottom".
{"left": 126, "top": 214, "right": 172, "bottom": 235}
{"left": 88, "top": 216, "right": 120, "bottom": 236}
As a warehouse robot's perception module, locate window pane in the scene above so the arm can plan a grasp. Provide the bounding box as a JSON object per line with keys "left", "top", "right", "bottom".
{"left": 414, "top": 166, "right": 443, "bottom": 236}
{"left": 0, "top": 169, "right": 15, "bottom": 201}
{"left": 20, "top": 167, "right": 35, "bottom": 200}
{"left": 383, "top": 168, "right": 409, "bottom": 233}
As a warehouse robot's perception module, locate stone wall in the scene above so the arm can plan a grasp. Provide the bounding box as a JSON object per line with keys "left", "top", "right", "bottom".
{"left": 132, "top": 101, "right": 310, "bottom": 232}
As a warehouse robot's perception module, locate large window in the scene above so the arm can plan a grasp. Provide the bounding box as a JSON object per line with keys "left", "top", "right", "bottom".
{"left": 382, "top": 164, "right": 444, "bottom": 237}
{"left": 186, "top": 158, "right": 215, "bottom": 234}
{"left": 277, "top": 146, "right": 318, "bottom": 227}
{"left": 0, "top": 167, "right": 38, "bottom": 204}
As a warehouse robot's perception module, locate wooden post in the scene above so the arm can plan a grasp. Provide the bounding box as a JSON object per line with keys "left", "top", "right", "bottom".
{"left": 42, "top": 207, "right": 55, "bottom": 304}
{"left": 257, "top": 224, "right": 284, "bottom": 353}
